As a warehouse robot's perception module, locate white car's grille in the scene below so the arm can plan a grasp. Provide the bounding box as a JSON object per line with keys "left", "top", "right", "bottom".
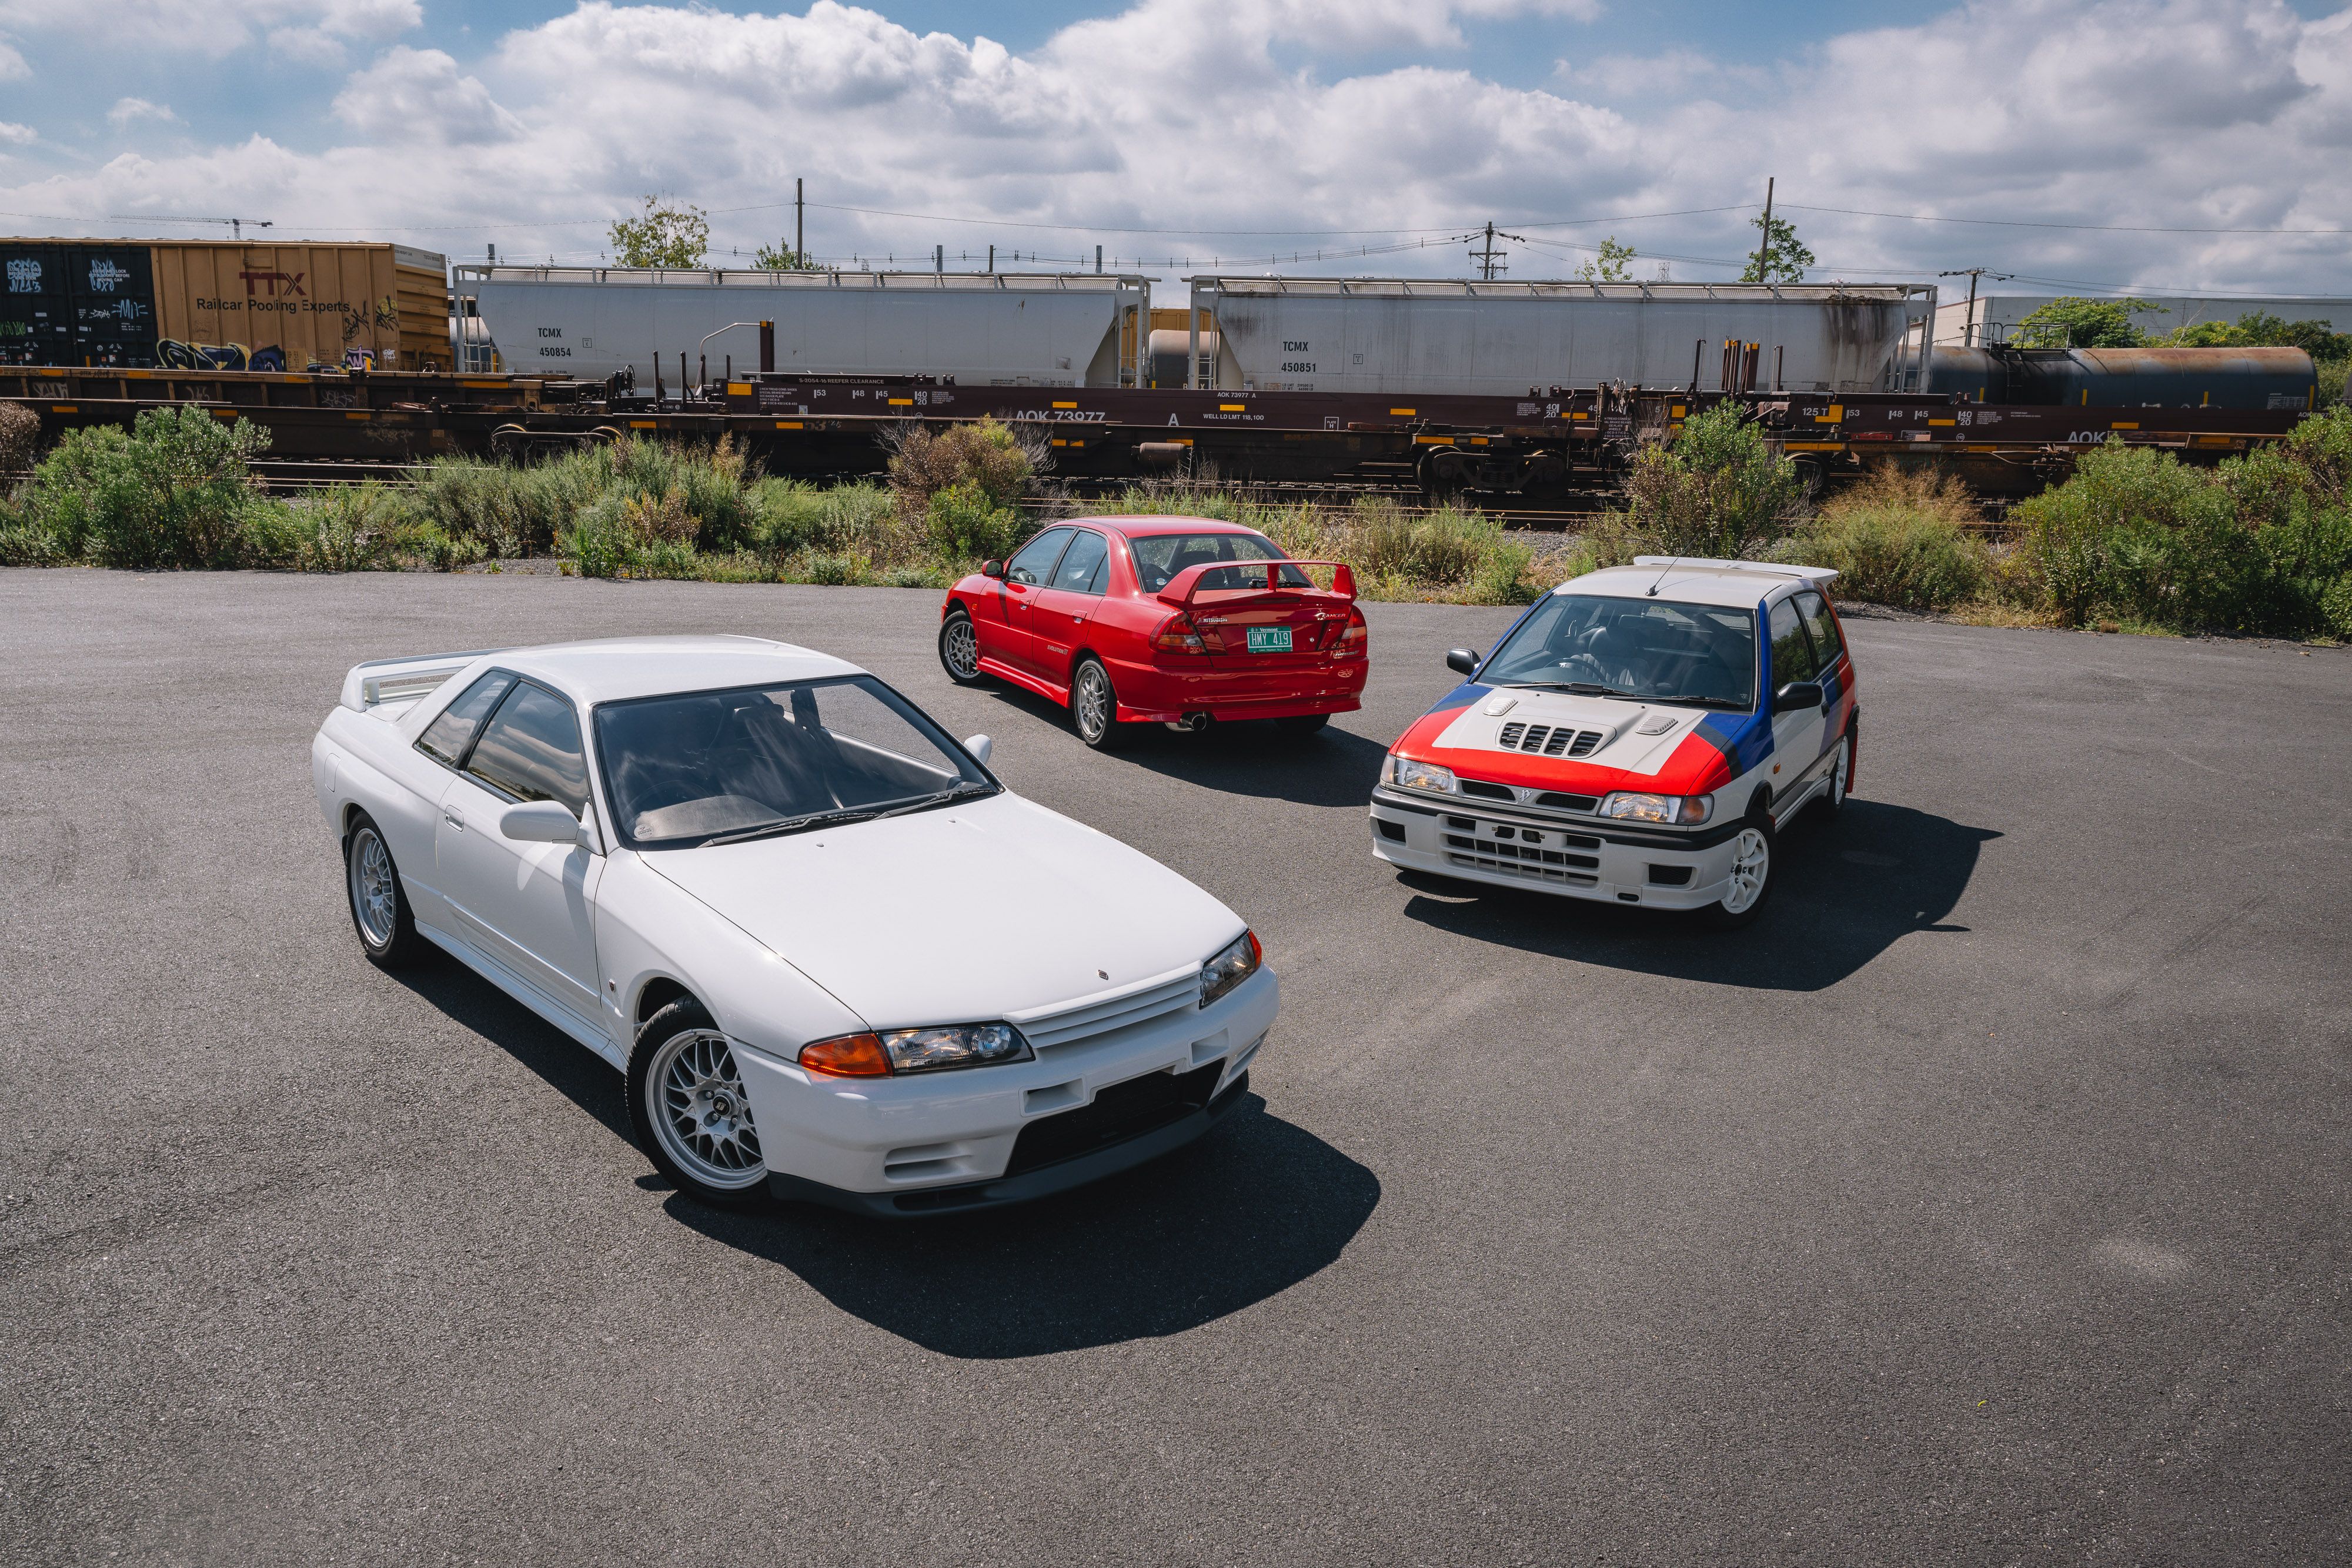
{"left": 1445, "top": 831, "right": 1599, "bottom": 886}
{"left": 1496, "top": 721, "right": 1603, "bottom": 758}
{"left": 1011, "top": 968, "right": 1200, "bottom": 1051}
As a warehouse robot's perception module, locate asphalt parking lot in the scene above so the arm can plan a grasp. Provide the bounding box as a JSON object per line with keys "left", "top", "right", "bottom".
{"left": 2, "top": 568, "right": 2347, "bottom": 1566}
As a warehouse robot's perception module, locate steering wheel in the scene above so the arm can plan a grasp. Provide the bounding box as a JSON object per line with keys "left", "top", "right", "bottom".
{"left": 1552, "top": 653, "right": 1613, "bottom": 684}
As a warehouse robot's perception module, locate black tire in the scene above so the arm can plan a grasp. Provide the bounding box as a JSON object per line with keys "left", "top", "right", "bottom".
{"left": 344, "top": 813, "right": 430, "bottom": 968}
{"left": 627, "top": 997, "right": 773, "bottom": 1209}
{"left": 1700, "top": 813, "right": 1777, "bottom": 930}
{"left": 938, "top": 609, "right": 985, "bottom": 686}
{"left": 1070, "top": 657, "right": 1128, "bottom": 750}
{"left": 1274, "top": 713, "right": 1330, "bottom": 738}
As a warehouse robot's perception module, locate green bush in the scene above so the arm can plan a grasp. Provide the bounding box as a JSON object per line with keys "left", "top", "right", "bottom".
{"left": 1793, "top": 467, "right": 1990, "bottom": 611}
{"left": 926, "top": 480, "right": 1025, "bottom": 561}
{"left": 1623, "top": 403, "right": 1806, "bottom": 559}
{"left": 0, "top": 400, "right": 38, "bottom": 476}
{"left": 22, "top": 406, "right": 271, "bottom": 568}
{"left": 886, "top": 417, "right": 1035, "bottom": 516}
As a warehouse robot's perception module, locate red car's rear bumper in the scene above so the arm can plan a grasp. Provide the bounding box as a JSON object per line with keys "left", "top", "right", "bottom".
{"left": 1102, "top": 651, "right": 1367, "bottom": 723}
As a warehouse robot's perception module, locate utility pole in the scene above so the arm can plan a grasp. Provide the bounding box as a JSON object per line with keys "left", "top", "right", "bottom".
{"left": 1750, "top": 177, "right": 1775, "bottom": 283}
{"left": 794, "top": 178, "right": 804, "bottom": 268}
{"left": 1469, "top": 222, "right": 1522, "bottom": 281}
{"left": 1939, "top": 267, "right": 2013, "bottom": 346}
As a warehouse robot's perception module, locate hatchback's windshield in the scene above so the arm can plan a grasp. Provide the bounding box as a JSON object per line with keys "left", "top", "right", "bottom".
{"left": 593, "top": 676, "right": 994, "bottom": 847}
{"left": 1127, "top": 531, "right": 1309, "bottom": 592}
{"left": 1479, "top": 594, "right": 1759, "bottom": 709}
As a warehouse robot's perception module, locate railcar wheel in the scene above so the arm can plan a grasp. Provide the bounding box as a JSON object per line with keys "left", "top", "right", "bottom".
{"left": 938, "top": 610, "right": 984, "bottom": 685}
{"left": 1702, "top": 817, "right": 1776, "bottom": 930}
{"left": 345, "top": 814, "right": 429, "bottom": 968}
{"left": 628, "top": 998, "right": 771, "bottom": 1208}
{"left": 1071, "top": 658, "right": 1128, "bottom": 750}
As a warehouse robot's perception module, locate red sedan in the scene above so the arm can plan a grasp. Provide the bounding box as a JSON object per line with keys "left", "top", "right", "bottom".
{"left": 938, "top": 517, "right": 1368, "bottom": 748}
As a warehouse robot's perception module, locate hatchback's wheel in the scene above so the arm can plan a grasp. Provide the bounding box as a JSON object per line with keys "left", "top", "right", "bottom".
{"left": 345, "top": 814, "right": 429, "bottom": 968}
{"left": 1820, "top": 729, "right": 1854, "bottom": 817}
{"left": 627, "top": 998, "right": 771, "bottom": 1208}
{"left": 1702, "top": 817, "right": 1776, "bottom": 930}
{"left": 1071, "top": 658, "right": 1127, "bottom": 750}
{"left": 938, "top": 610, "right": 984, "bottom": 685}
{"left": 1274, "top": 713, "right": 1330, "bottom": 739}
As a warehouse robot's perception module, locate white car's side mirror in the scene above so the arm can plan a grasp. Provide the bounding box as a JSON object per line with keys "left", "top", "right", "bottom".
{"left": 502, "top": 800, "right": 585, "bottom": 844}
{"left": 963, "top": 733, "right": 993, "bottom": 766}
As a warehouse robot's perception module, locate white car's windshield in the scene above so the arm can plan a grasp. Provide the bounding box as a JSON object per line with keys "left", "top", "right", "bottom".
{"left": 593, "top": 675, "right": 995, "bottom": 848}
{"left": 1480, "top": 594, "right": 1759, "bottom": 710}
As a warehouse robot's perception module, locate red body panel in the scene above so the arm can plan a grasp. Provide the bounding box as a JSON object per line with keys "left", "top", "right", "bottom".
{"left": 941, "top": 519, "right": 1368, "bottom": 724}
{"left": 1391, "top": 708, "right": 1740, "bottom": 797}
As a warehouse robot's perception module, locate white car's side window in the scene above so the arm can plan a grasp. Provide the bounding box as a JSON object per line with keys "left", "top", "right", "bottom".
{"left": 416, "top": 671, "right": 516, "bottom": 768}
{"left": 463, "top": 682, "right": 589, "bottom": 816}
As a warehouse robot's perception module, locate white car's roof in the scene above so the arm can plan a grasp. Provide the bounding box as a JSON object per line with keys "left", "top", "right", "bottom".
{"left": 495, "top": 636, "right": 863, "bottom": 706}
{"left": 1559, "top": 557, "right": 1837, "bottom": 609}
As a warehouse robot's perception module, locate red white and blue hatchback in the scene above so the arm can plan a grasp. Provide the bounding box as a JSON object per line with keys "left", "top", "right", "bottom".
{"left": 938, "top": 517, "right": 1368, "bottom": 748}
{"left": 1369, "top": 557, "right": 1857, "bottom": 927}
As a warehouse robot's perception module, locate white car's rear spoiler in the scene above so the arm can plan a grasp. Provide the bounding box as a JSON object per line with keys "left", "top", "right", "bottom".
{"left": 1632, "top": 556, "right": 1839, "bottom": 585}
{"left": 339, "top": 650, "right": 506, "bottom": 714}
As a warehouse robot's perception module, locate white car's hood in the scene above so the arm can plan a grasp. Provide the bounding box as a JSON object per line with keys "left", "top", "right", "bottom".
{"left": 1434, "top": 687, "right": 1707, "bottom": 776}
{"left": 640, "top": 791, "right": 1241, "bottom": 1030}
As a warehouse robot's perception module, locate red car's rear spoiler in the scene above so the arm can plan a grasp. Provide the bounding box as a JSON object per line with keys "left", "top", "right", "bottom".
{"left": 1155, "top": 559, "right": 1357, "bottom": 610}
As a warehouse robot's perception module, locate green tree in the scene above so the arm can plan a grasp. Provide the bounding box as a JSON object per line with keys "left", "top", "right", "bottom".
{"left": 751, "top": 242, "right": 817, "bottom": 271}
{"left": 608, "top": 197, "right": 709, "bottom": 269}
{"left": 2012, "top": 296, "right": 2159, "bottom": 349}
{"left": 1576, "top": 236, "right": 1636, "bottom": 283}
{"left": 2159, "top": 310, "right": 2352, "bottom": 359}
{"left": 1738, "top": 214, "right": 1813, "bottom": 283}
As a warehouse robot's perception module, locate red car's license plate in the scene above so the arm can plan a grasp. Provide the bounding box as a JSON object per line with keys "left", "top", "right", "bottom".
{"left": 1245, "top": 627, "right": 1293, "bottom": 653}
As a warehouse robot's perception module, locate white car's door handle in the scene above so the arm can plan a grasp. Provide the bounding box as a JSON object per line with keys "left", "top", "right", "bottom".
{"left": 443, "top": 805, "right": 465, "bottom": 831}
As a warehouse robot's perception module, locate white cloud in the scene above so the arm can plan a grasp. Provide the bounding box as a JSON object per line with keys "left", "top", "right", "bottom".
{"left": 107, "top": 98, "right": 178, "bottom": 126}
{"left": 0, "top": 39, "right": 28, "bottom": 79}
{"left": 0, "top": 121, "right": 35, "bottom": 146}
{"left": 0, "top": 0, "right": 2344, "bottom": 295}
{"left": 332, "top": 46, "right": 523, "bottom": 142}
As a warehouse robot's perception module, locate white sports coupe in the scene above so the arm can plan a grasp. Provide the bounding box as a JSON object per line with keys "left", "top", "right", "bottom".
{"left": 312, "top": 636, "right": 1276, "bottom": 1214}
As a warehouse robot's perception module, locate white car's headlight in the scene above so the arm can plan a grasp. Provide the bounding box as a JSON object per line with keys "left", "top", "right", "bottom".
{"left": 799, "top": 1023, "right": 1033, "bottom": 1078}
{"left": 1389, "top": 756, "right": 1456, "bottom": 793}
{"left": 1200, "top": 930, "right": 1262, "bottom": 1008}
{"left": 1598, "top": 790, "right": 1713, "bottom": 826}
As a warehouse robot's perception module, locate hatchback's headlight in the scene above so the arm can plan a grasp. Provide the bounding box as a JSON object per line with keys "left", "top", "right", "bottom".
{"left": 1390, "top": 757, "right": 1456, "bottom": 793}
{"left": 1200, "top": 930, "right": 1262, "bottom": 1008}
{"left": 1598, "top": 790, "right": 1712, "bottom": 825}
{"left": 799, "top": 1023, "right": 1032, "bottom": 1077}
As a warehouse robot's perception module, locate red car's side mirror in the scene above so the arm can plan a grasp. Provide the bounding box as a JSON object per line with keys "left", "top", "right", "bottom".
{"left": 980, "top": 559, "right": 1006, "bottom": 580}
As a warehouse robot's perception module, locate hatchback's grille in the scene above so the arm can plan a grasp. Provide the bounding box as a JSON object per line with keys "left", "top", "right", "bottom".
{"left": 1445, "top": 833, "right": 1600, "bottom": 885}
{"left": 1457, "top": 778, "right": 1514, "bottom": 801}
{"left": 1534, "top": 791, "right": 1599, "bottom": 813}
{"left": 1012, "top": 969, "right": 1199, "bottom": 1051}
{"left": 1496, "top": 723, "right": 1605, "bottom": 757}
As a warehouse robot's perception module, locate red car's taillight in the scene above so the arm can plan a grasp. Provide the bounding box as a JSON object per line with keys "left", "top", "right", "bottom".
{"left": 1152, "top": 612, "right": 1207, "bottom": 654}
{"left": 1334, "top": 606, "right": 1368, "bottom": 657}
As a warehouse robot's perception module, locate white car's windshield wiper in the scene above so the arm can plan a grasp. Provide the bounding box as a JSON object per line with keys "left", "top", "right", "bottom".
{"left": 697, "top": 784, "right": 994, "bottom": 847}
{"left": 1500, "top": 679, "right": 1648, "bottom": 700}
{"left": 1655, "top": 694, "right": 1750, "bottom": 711}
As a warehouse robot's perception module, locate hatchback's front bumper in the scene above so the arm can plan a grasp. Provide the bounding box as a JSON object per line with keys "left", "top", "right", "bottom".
{"left": 1367, "top": 787, "right": 1741, "bottom": 910}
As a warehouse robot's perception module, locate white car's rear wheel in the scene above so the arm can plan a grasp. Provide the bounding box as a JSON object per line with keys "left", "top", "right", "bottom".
{"left": 345, "top": 815, "right": 427, "bottom": 968}
{"left": 628, "top": 998, "right": 771, "bottom": 1207}
{"left": 1822, "top": 730, "right": 1853, "bottom": 817}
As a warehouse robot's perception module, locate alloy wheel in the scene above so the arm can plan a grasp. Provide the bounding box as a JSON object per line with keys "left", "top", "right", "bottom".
{"left": 943, "top": 617, "right": 979, "bottom": 679}
{"left": 645, "top": 1029, "right": 766, "bottom": 1191}
{"left": 1721, "top": 827, "right": 1770, "bottom": 914}
{"left": 1074, "top": 664, "right": 1110, "bottom": 742}
{"left": 349, "top": 827, "right": 398, "bottom": 948}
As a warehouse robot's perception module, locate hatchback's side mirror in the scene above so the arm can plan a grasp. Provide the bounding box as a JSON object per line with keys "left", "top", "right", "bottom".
{"left": 963, "top": 733, "right": 993, "bottom": 767}
{"left": 1445, "top": 647, "right": 1481, "bottom": 677}
{"left": 1774, "top": 681, "right": 1826, "bottom": 714}
{"left": 980, "top": 559, "right": 1007, "bottom": 580}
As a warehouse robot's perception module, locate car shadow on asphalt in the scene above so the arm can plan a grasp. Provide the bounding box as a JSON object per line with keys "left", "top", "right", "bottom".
{"left": 1395, "top": 799, "right": 1999, "bottom": 991}
{"left": 390, "top": 961, "right": 635, "bottom": 1143}
{"left": 666, "top": 1096, "right": 1382, "bottom": 1359}
{"left": 973, "top": 680, "right": 1392, "bottom": 807}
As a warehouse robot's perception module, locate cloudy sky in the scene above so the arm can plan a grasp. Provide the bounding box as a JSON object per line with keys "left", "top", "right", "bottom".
{"left": 1, "top": 0, "right": 2348, "bottom": 295}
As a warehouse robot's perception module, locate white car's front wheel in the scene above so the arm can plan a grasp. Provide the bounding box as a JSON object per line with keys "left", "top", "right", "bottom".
{"left": 628, "top": 998, "right": 771, "bottom": 1208}
{"left": 1702, "top": 818, "right": 1776, "bottom": 930}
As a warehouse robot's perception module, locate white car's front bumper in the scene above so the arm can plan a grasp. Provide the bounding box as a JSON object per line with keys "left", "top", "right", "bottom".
{"left": 1367, "top": 788, "right": 1738, "bottom": 911}
{"left": 731, "top": 965, "right": 1278, "bottom": 1215}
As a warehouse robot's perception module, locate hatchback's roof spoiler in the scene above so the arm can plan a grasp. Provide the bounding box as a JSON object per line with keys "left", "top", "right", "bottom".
{"left": 339, "top": 649, "right": 505, "bottom": 714}
{"left": 1631, "top": 556, "right": 1839, "bottom": 584}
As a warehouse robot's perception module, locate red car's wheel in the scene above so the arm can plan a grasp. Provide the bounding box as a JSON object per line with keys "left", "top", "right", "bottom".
{"left": 938, "top": 610, "right": 985, "bottom": 686}
{"left": 1071, "top": 658, "right": 1128, "bottom": 750}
